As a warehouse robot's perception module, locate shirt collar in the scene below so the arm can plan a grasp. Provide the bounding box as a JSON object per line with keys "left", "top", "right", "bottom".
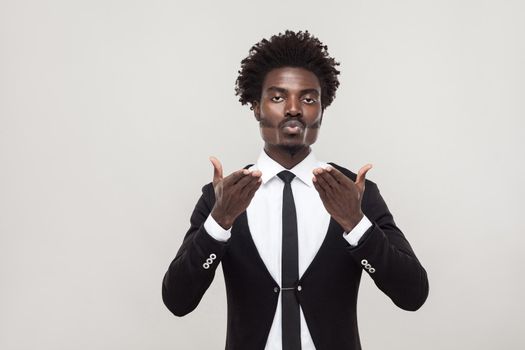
{"left": 254, "top": 148, "right": 326, "bottom": 187}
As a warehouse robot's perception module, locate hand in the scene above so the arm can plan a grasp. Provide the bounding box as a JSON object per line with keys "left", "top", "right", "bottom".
{"left": 209, "top": 156, "right": 262, "bottom": 229}
{"left": 312, "top": 164, "right": 373, "bottom": 232}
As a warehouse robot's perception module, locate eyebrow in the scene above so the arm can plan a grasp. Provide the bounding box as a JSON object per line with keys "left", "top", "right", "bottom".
{"left": 266, "top": 86, "right": 320, "bottom": 95}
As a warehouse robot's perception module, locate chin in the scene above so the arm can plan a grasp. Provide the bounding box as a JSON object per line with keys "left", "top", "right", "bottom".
{"left": 279, "top": 144, "right": 306, "bottom": 156}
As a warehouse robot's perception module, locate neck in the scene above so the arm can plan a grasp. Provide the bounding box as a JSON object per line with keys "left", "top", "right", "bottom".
{"left": 264, "top": 144, "right": 311, "bottom": 169}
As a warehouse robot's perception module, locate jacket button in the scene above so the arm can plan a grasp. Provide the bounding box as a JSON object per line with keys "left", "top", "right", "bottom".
{"left": 273, "top": 287, "right": 280, "bottom": 293}
{"left": 297, "top": 285, "right": 302, "bottom": 291}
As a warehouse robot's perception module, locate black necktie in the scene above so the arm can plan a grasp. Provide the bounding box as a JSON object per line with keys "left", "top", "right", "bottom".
{"left": 277, "top": 170, "right": 301, "bottom": 350}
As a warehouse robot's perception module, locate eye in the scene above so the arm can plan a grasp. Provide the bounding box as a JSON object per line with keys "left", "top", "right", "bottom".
{"left": 303, "top": 97, "right": 317, "bottom": 104}
{"left": 271, "top": 96, "right": 284, "bottom": 102}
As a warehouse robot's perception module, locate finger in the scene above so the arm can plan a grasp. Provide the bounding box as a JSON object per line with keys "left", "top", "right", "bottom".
{"left": 224, "top": 169, "right": 249, "bottom": 187}
{"left": 356, "top": 163, "right": 373, "bottom": 184}
{"left": 312, "top": 176, "right": 328, "bottom": 201}
{"left": 209, "top": 156, "right": 223, "bottom": 185}
{"left": 312, "top": 175, "right": 323, "bottom": 192}
{"left": 241, "top": 170, "right": 262, "bottom": 190}
{"left": 316, "top": 167, "right": 339, "bottom": 189}
{"left": 244, "top": 176, "right": 263, "bottom": 197}
{"left": 248, "top": 169, "right": 262, "bottom": 178}
{"left": 236, "top": 170, "right": 261, "bottom": 190}
{"left": 315, "top": 170, "right": 334, "bottom": 195}
{"left": 355, "top": 163, "right": 373, "bottom": 192}
{"left": 325, "top": 165, "right": 347, "bottom": 184}
{"left": 237, "top": 168, "right": 262, "bottom": 181}
{"left": 312, "top": 169, "right": 329, "bottom": 193}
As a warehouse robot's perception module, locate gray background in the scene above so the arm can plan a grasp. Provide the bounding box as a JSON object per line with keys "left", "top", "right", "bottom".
{"left": 1, "top": 0, "right": 524, "bottom": 349}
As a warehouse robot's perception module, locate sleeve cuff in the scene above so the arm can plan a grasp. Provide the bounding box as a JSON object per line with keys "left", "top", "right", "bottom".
{"left": 343, "top": 215, "right": 372, "bottom": 246}
{"left": 203, "top": 214, "right": 232, "bottom": 242}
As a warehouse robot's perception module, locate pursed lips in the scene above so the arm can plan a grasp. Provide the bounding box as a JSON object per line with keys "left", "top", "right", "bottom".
{"left": 282, "top": 120, "right": 304, "bottom": 129}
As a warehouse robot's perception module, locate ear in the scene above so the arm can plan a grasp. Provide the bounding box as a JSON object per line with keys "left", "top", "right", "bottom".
{"left": 251, "top": 100, "right": 261, "bottom": 121}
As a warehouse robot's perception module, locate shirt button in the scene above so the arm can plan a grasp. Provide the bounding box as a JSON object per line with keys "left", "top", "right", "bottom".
{"left": 273, "top": 287, "right": 280, "bottom": 293}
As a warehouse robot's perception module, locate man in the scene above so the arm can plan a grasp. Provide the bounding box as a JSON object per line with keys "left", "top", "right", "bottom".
{"left": 162, "top": 30, "right": 429, "bottom": 350}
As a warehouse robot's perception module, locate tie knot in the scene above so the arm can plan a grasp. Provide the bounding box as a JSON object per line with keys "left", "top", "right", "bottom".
{"left": 277, "top": 170, "right": 296, "bottom": 184}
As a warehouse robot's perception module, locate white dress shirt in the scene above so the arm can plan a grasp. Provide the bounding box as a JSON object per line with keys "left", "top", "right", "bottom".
{"left": 204, "top": 149, "right": 372, "bottom": 350}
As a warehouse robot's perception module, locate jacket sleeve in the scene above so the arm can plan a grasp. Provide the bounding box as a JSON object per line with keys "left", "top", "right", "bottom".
{"left": 162, "top": 182, "right": 228, "bottom": 316}
{"left": 347, "top": 180, "right": 429, "bottom": 311}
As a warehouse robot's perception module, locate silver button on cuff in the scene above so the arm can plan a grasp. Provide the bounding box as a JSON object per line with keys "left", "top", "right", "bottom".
{"left": 361, "top": 259, "right": 368, "bottom": 266}
{"left": 203, "top": 253, "right": 217, "bottom": 269}
{"left": 369, "top": 268, "right": 376, "bottom": 274}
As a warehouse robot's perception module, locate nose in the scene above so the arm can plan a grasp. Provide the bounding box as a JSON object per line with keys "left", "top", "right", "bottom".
{"left": 285, "top": 96, "right": 301, "bottom": 117}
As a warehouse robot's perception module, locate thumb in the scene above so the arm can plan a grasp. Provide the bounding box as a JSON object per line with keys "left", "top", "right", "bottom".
{"left": 355, "top": 163, "right": 373, "bottom": 193}
{"left": 209, "top": 156, "right": 223, "bottom": 186}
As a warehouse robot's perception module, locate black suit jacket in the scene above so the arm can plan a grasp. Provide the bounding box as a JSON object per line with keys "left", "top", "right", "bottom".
{"left": 162, "top": 162, "right": 429, "bottom": 350}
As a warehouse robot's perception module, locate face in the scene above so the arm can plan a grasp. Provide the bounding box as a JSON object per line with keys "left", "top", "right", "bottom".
{"left": 252, "top": 67, "right": 323, "bottom": 154}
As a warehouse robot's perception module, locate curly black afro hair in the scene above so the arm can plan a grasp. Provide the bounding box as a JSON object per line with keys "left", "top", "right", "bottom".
{"left": 235, "top": 30, "right": 341, "bottom": 111}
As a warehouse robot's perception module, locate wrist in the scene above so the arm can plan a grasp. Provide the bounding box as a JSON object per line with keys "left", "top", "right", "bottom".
{"left": 210, "top": 208, "right": 233, "bottom": 230}
{"left": 341, "top": 211, "right": 364, "bottom": 232}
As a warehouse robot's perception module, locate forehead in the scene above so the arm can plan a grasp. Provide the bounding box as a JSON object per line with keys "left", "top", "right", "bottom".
{"left": 262, "top": 67, "right": 321, "bottom": 92}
